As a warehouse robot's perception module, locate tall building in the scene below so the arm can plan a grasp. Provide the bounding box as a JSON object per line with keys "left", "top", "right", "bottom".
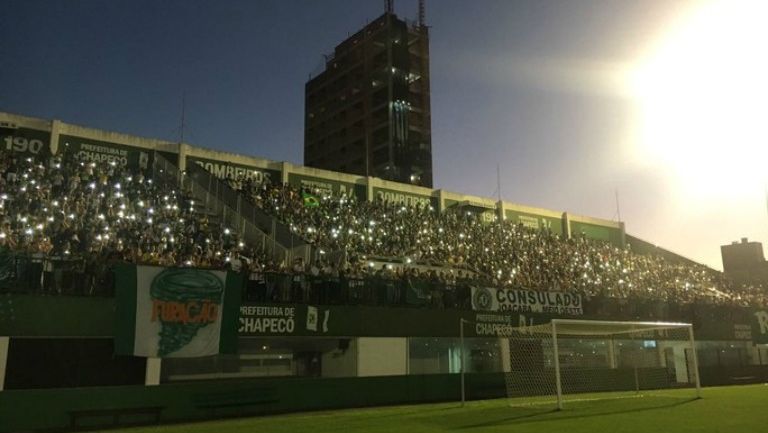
{"left": 721, "top": 238, "right": 768, "bottom": 284}
{"left": 304, "top": 6, "right": 433, "bottom": 187}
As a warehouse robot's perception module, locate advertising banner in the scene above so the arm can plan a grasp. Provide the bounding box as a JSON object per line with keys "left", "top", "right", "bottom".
{"left": 373, "top": 187, "right": 436, "bottom": 209}
{"left": 59, "top": 135, "right": 151, "bottom": 170}
{"left": 570, "top": 221, "right": 623, "bottom": 245}
{"left": 2, "top": 127, "right": 50, "bottom": 157}
{"left": 187, "top": 156, "right": 280, "bottom": 185}
{"left": 115, "top": 265, "right": 241, "bottom": 358}
{"left": 288, "top": 173, "right": 365, "bottom": 200}
{"left": 504, "top": 209, "right": 563, "bottom": 235}
{"left": 753, "top": 309, "right": 768, "bottom": 344}
{"left": 238, "top": 304, "right": 331, "bottom": 336}
{"left": 471, "top": 287, "right": 583, "bottom": 315}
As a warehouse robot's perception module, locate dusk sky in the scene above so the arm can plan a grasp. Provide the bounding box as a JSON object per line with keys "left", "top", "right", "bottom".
{"left": 1, "top": 0, "right": 766, "bottom": 270}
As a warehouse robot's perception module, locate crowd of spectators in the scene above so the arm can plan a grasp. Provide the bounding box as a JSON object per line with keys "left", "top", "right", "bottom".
{"left": 0, "top": 151, "right": 258, "bottom": 294}
{"left": 1, "top": 150, "right": 765, "bottom": 310}
{"left": 235, "top": 178, "right": 767, "bottom": 308}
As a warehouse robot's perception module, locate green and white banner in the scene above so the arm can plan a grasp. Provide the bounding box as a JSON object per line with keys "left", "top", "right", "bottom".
{"left": 471, "top": 287, "right": 583, "bottom": 315}
{"left": 115, "top": 265, "right": 242, "bottom": 358}
{"left": 2, "top": 127, "right": 51, "bottom": 157}
{"left": 239, "top": 305, "right": 331, "bottom": 336}
{"left": 753, "top": 309, "right": 768, "bottom": 344}
{"left": 372, "top": 187, "right": 436, "bottom": 209}
{"left": 59, "top": 135, "right": 151, "bottom": 170}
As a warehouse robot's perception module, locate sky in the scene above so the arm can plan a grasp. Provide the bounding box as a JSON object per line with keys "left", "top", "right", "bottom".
{"left": 1, "top": 0, "right": 766, "bottom": 270}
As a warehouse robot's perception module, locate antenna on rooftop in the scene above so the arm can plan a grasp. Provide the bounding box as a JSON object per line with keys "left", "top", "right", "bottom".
{"left": 385, "top": 0, "right": 394, "bottom": 14}
{"left": 419, "top": 0, "right": 426, "bottom": 27}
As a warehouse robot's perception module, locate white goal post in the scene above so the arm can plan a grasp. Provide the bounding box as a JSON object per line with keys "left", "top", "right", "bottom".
{"left": 460, "top": 318, "right": 701, "bottom": 409}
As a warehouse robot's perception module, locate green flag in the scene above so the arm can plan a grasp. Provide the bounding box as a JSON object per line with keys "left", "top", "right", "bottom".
{"left": 303, "top": 191, "right": 320, "bottom": 207}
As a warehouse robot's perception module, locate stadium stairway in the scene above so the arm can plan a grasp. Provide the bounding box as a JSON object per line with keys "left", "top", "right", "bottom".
{"left": 153, "top": 154, "right": 312, "bottom": 265}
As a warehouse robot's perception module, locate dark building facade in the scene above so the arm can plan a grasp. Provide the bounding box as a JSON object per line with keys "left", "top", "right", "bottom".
{"left": 721, "top": 238, "right": 768, "bottom": 284}
{"left": 304, "top": 11, "right": 433, "bottom": 187}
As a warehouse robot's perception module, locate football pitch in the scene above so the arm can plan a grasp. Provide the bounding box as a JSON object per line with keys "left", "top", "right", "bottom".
{"left": 113, "top": 384, "right": 766, "bottom": 433}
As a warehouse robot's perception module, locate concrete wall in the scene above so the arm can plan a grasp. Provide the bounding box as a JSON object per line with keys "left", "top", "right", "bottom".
{"left": 321, "top": 340, "right": 358, "bottom": 377}
{"left": 55, "top": 122, "right": 178, "bottom": 155}
{"left": 0, "top": 337, "right": 8, "bottom": 391}
{"left": 357, "top": 338, "right": 408, "bottom": 376}
{"left": 0, "top": 110, "right": 627, "bottom": 245}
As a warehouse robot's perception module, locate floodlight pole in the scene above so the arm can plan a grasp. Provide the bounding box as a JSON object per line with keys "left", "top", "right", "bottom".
{"left": 688, "top": 325, "right": 702, "bottom": 398}
{"left": 460, "top": 318, "right": 466, "bottom": 407}
{"left": 551, "top": 320, "right": 563, "bottom": 410}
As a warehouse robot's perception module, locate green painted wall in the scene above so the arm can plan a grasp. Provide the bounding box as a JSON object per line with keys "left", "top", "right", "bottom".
{"left": 0, "top": 295, "right": 114, "bottom": 337}
{"left": 287, "top": 173, "right": 366, "bottom": 200}
{"left": 372, "top": 187, "right": 437, "bottom": 209}
{"left": 186, "top": 156, "right": 280, "bottom": 185}
{"left": 1, "top": 367, "right": 766, "bottom": 432}
{"left": 58, "top": 135, "right": 153, "bottom": 170}
{"left": 1, "top": 295, "right": 763, "bottom": 342}
{"left": 0, "top": 373, "right": 501, "bottom": 432}
{"left": 156, "top": 150, "right": 179, "bottom": 166}
{"left": 570, "top": 221, "right": 623, "bottom": 245}
{"left": 504, "top": 209, "right": 564, "bottom": 236}
{"left": 1, "top": 127, "right": 50, "bottom": 157}
{"left": 443, "top": 198, "right": 459, "bottom": 208}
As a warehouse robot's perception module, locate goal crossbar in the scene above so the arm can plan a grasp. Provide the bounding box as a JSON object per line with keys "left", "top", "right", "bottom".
{"left": 545, "top": 319, "right": 694, "bottom": 336}
{"left": 497, "top": 319, "right": 701, "bottom": 410}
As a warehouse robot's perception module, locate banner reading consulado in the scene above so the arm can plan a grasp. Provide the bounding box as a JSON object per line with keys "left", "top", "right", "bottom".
{"left": 114, "top": 265, "right": 242, "bottom": 358}
{"left": 471, "top": 287, "right": 584, "bottom": 315}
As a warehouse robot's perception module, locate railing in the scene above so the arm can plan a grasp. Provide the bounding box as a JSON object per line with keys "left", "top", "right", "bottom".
{"left": 243, "top": 273, "right": 471, "bottom": 309}
{"left": 0, "top": 254, "right": 760, "bottom": 328}
{"left": 237, "top": 273, "right": 765, "bottom": 325}
{"left": 178, "top": 157, "right": 312, "bottom": 264}
{"left": 152, "top": 154, "right": 292, "bottom": 264}
{"left": 0, "top": 253, "right": 115, "bottom": 296}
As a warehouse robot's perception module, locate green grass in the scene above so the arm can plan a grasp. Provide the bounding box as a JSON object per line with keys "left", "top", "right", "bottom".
{"left": 111, "top": 385, "right": 767, "bottom": 433}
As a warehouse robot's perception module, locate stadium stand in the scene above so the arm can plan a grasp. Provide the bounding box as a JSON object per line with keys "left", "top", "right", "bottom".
{"left": 0, "top": 150, "right": 263, "bottom": 295}
{"left": 233, "top": 177, "right": 767, "bottom": 309}
{"left": 3, "top": 146, "right": 762, "bottom": 311}
{"left": 2, "top": 113, "right": 767, "bottom": 433}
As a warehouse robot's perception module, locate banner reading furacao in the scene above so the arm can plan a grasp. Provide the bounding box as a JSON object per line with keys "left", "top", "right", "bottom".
{"left": 471, "top": 286, "right": 583, "bottom": 316}
{"left": 114, "top": 265, "right": 242, "bottom": 358}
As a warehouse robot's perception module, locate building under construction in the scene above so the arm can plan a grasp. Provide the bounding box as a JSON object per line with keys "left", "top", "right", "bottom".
{"left": 304, "top": 1, "right": 433, "bottom": 187}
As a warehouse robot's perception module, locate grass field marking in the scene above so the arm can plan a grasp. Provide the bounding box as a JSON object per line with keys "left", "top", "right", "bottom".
{"left": 505, "top": 387, "right": 695, "bottom": 408}
{"left": 506, "top": 392, "right": 648, "bottom": 408}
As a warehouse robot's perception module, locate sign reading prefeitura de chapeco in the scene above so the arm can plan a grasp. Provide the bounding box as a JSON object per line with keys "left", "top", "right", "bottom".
{"left": 59, "top": 135, "right": 151, "bottom": 170}
{"left": 238, "top": 305, "right": 330, "bottom": 336}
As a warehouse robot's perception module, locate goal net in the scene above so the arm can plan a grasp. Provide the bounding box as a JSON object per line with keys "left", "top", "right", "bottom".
{"left": 502, "top": 319, "right": 701, "bottom": 409}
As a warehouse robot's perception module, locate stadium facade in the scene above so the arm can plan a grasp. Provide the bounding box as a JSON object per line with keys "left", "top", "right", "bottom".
{"left": 722, "top": 238, "right": 768, "bottom": 284}
{"left": 1, "top": 110, "right": 767, "bottom": 432}
{"left": 304, "top": 11, "right": 433, "bottom": 187}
